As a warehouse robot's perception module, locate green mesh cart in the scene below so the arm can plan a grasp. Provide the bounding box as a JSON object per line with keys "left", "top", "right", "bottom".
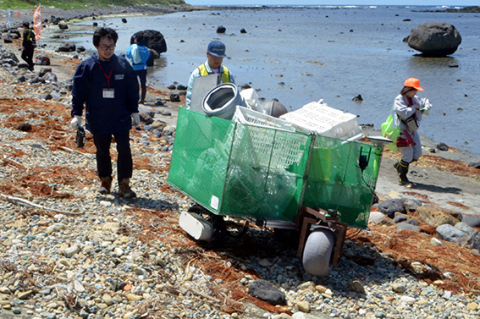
{"left": 168, "top": 107, "right": 386, "bottom": 276}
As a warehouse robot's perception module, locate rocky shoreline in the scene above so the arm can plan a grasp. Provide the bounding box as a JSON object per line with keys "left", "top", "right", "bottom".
{"left": 0, "top": 6, "right": 480, "bottom": 319}
{"left": 416, "top": 6, "right": 480, "bottom": 13}
{"left": 1, "top": 4, "right": 195, "bottom": 29}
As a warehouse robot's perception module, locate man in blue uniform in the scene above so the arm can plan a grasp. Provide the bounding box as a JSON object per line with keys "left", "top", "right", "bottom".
{"left": 186, "top": 40, "right": 235, "bottom": 109}
{"left": 70, "top": 27, "right": 140, "bottom": 199}
{"left": 126, "top": 35, "right": 150, "bottom": 104}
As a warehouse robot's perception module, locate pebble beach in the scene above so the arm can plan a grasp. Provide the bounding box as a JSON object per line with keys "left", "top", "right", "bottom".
{"left": 0, "top": 5, "right": 480, "bottom": 319}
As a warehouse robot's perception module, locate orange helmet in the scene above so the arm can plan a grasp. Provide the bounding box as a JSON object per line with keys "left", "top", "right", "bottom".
{"left": 404, "top": 78, "right": 424, "bottom": 91}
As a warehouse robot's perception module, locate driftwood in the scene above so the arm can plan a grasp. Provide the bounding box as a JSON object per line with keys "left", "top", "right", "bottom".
{"left": 0, "top": 193, "right": 84, "bottom": 216}
{"left": 59, "top": 146, "right": 94, "bottom": 159}
{"left": 3, "top": 158, "right": 28, "bottom": 170}
{"left": 189, "top": 288, "right": 221, "bottom": 303}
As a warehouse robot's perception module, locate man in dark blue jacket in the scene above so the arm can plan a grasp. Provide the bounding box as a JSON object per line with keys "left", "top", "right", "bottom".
{"left": 70, "top": 27, "right": 140, "bottom": 199}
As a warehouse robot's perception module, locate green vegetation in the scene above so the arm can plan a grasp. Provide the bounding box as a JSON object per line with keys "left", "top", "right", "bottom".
{"left": 0, "top": 0, "right": 186, "bottom": 10}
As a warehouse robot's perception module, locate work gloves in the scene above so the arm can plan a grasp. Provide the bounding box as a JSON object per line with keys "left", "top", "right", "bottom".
{"left": 131, "top": 113, "right": 140, "bottom": 127}
{"left": 70, "top": 113, "right": 141, "bottom": 129}
{"left": 70, "top": 115, "right": 82, "bottom": 129}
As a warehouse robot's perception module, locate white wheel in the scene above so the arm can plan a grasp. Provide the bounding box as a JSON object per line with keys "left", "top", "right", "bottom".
{"left": 302, "top": 228, "right": 336, "bottom": 277}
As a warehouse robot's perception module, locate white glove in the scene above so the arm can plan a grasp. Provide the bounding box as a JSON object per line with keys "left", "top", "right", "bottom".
{"left": 420, "top": 97, "right": 432, "bottom": 115}
{"left": 131, "top": 113, "right": 140, "bottom": 127}
{"left": 70, "top": 115, "right": 82, "bottom": 129}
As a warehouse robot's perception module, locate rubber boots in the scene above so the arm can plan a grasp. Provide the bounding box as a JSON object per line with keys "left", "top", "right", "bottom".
{"left": 393, "top": 161, "right": 399, "bottom": 170}
{"left": 119, "top": 178, "right": 136, "bottom": 199}
{"left": 99, "top": 176, "right": 112, "bottom": 194}
{"left": 395, "top": 160, "right": 412, "bottom": 187}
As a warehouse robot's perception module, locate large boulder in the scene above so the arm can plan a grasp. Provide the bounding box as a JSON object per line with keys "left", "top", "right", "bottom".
{"left": 248, "top": 280, "right": 286, "bottom": 305}
{"left": 461, "top": 214, "right": 480, "bottom": 227}
{"left": 407, "top": 22, "right": 462, "bottom": 57}
{"left": 131, "top": 30, "right": 167, "bottom": 56}
{"left": 464, "top": 232, "right": 480, "bottom": 251}
{"left": 0, "top": 52, "right": 19, "bottom": 63}
{"left": 417, "top": 206, "right": 460, "bottom": 227}
{"left": 57, "top": 43, "right": 76, "bottom": 52}
{"left": 436, "top": 224, "right": 466, "bottom": 243}
{"left": 378, "top": 198, "right": 406, "bottom": 218}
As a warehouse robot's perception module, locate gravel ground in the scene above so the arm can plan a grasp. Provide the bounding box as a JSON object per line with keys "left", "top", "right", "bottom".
{"left": 0, "top": 7, "right": 480, "bottom": 319}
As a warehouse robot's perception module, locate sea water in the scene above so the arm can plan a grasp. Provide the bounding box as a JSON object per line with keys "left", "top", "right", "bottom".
{"left": 41, "top": 5, "right": 480, "bottom": 155}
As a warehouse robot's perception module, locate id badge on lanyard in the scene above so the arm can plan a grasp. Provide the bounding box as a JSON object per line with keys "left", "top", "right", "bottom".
{"left": 103, "top": 88, "right": 114, "bottom": 98}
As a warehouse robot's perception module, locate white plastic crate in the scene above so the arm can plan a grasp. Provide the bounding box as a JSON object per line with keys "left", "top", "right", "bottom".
{"left": 232, "top": 106, "right": 295, "bottom": 132}
{"left": 232, "top": 106, "right": 307, "bottom": 169}
{"left": 280, "top": 101, "right": 363, "bottom": 139}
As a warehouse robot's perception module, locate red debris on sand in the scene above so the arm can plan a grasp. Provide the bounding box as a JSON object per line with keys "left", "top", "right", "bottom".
{"left": 350, "top": 226, "right": 480, "bottom": 294}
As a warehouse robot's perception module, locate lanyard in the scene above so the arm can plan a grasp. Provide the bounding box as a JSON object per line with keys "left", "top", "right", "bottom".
{"left": 406, "top": 96, "right": 413, "bottom": 106}
{"left": 98, "top": 64, "right": 113, "bottom": 88}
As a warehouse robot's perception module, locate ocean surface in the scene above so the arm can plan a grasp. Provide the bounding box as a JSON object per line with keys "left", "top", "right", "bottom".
{"left": 41, "top": 5, "right": 480, "bottom": 155}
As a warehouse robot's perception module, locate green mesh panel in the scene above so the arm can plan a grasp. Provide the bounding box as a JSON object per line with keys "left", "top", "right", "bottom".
{"left": 221, "top": 123, "right": 311, "bottom": 220}
{"left": 169, "top": 108, "right": 381, "bottom": 228}
{"left": 302, "top": 135, "right": 379, "bottom": 228}
{"left": 168, "top": 108, "right": 236, "bottom": 213}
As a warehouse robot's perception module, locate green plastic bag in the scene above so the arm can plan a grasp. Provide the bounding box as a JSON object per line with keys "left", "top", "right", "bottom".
{"left": 381, "top": 115, "right": 400, "bottom": 152}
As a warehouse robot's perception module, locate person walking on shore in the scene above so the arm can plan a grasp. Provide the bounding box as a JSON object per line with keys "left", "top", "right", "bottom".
{"left": 70, "top": 27, "right": 140, "bottom": 199}
{"left": 126, "top": 35, "right": 150, "bottom": 104}
{"left": 21, "top": 21, "right": 36, "bottom": 71}
{"left": 393, "top": 77, "right": 431, "bottom": 187}
{"left": 186, "top": 40, "right": 235, "bottom": 109}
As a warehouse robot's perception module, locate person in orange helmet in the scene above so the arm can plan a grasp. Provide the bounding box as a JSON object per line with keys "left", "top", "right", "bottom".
{"left": 392, "top": 78, "right": 432, "bottom": 187}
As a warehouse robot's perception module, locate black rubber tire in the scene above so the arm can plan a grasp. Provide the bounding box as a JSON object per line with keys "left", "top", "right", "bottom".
{"left": 302, "top": 228, "right": 336, "bottom": 277}
{"left": 225, "top": 219, "right": 249, "bottom": 238}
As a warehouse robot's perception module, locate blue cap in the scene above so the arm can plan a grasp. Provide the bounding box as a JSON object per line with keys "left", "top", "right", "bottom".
{"left": 207, "top": 40, "right": 226, "bottom": 58}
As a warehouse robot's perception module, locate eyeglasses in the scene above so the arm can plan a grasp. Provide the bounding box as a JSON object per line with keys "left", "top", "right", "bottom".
{"left": 98, "top": 44, "right": 116, "bottom": 51}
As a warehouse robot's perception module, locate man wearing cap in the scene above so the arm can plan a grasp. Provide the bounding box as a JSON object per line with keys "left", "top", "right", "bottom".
{"left": 186, "top": 40, "right": 235, "bottom": 109}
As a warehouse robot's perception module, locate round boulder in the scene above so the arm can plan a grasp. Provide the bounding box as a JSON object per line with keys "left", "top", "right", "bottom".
{"left": 57, "top": 43, "right": 76, "bottom": 52}
{"left": 407, "top": 22, "right": 462, "bottom": 57}
{"left": 131, "top": 30, "right": 167, "bottom": 56}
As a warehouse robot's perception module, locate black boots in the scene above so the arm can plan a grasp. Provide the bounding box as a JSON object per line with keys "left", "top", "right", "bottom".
{"left": 394, "top": 160, "right": 413, "bottom": 187}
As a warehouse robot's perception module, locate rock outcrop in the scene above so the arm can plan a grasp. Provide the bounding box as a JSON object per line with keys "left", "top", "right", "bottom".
{"left": 407, "top": 22, "right": 462, "bottom": 57}
{"left": 131, "top": 30, "right": 167, "bottom": 56}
